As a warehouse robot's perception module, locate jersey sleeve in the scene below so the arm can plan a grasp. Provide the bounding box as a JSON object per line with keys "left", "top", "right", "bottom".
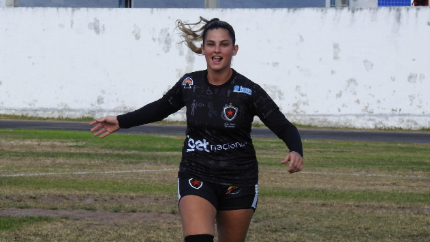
{"left": 117, "top": 78, "right": 185, "bottom": 129}
{"left": 252, "top": 85, "right": 303, "bottom": 157}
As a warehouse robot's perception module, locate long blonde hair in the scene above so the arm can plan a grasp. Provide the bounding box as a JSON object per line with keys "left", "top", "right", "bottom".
{"left": 176, "top": 16, "right": 236, "bottom": 54}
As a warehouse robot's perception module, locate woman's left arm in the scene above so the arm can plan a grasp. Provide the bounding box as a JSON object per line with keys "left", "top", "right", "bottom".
{"left": 252, "top": 87, "right": 304, "bottom": 173}
{"left": 259, "top": 110, "right": 304, "bottom": 173}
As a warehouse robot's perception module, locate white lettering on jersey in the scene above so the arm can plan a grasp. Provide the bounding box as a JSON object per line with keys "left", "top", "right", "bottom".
{"left": 233, "top": 85, "right": 252, "bottom": 95}
{"left": 186, "top": 135, "right": 209, "bottom": 152}
{"left": 186, "top": 136, "right": 247, "bottom": 153}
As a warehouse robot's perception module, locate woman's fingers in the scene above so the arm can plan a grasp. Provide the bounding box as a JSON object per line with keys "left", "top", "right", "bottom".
{"left": 93, "top": 128, "right": 105, "bottom": 137}
{"left": 90, "top": 123, "right": 103, "bottom": 133}
{"left": 282, "top": 151, "right": 304, "bottom": 174}
{"left": 99, "top": 130, "right": 111, "bottom": 138}
{"left": 90, "top": 117, "right": 119, "bottom": 138}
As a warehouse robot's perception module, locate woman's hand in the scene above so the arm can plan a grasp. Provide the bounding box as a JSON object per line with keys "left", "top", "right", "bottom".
{"left": 281, "top": 151, "right": 304, "bottom": 174}
{"left": 89, "top": 116, "right": 120, "bottom": 138}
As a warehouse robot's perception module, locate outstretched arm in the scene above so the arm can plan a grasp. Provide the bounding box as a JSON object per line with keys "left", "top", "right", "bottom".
{"left": 90, "top": 116, "right": 120, "bottom": 138}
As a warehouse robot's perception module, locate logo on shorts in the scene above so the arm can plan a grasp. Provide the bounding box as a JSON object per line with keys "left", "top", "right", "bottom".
{"left": 182, "top": 77, "right": 193, "bottom": 89}
{"left": 221, "top": 103, "right": 238, "bottom": 122}
{"left": 226, "top": 186, "right": 241, "bottom": 195}
{"left": 189, "top": 178, "right": 203, "bottom": 189}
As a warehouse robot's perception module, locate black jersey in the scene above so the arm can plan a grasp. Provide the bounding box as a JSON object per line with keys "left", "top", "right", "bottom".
{"left": 117, "top": 69, "right": 302, "bottom": 186}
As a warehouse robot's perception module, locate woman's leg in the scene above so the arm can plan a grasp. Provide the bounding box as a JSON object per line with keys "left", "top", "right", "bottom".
{"left": 179, "top": 195, "right": 217, "bottom": 237}
{"left": 216, "top": 209, "right": 254, "bottom": 242}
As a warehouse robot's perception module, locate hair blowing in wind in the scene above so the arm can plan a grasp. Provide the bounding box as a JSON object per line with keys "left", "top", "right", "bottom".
{"left": 176, "top": 16, "right": 236, "bottom": 54}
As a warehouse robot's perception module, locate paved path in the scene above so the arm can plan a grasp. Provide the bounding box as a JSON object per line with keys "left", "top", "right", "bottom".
{"left": 0, "top": 120, "right": 429, "bottom": 143}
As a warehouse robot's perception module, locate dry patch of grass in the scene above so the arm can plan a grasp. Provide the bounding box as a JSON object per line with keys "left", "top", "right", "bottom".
{"left": 0, "top": 217, "right": 183, "bottom": 242}
{"left": 0, "top": 208, "right": 180, "bottom": 223}
{"left": 260, "top": 168, "right": 430, "bottom": 193}
{"left": 249, "top": 198, "right": 430, "bottom": 242}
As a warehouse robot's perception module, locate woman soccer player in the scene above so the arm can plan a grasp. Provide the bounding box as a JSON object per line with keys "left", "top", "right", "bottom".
{"left": 90, "top": 17, "right": 304, "bottom": 242}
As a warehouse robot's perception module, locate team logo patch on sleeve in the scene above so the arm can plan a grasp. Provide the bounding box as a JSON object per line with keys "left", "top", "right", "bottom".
{"left": 221, "top": 103, "right": 238, "bottom": 121}
{"left": 233, "top": 85, "right": 252, "bottom": 95}
{"left": 182, "top": 77, "right": 193, "bottom": 89}
{"left": 189, "top": 178, "right": 203, "bottom": 189}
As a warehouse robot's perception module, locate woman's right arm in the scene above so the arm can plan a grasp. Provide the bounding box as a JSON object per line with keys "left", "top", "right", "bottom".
{"left": 90, "top": 79, "right": 185, "bottom": 138}
{"left": 116, "top": 97, "right": 182, "bottom": 128}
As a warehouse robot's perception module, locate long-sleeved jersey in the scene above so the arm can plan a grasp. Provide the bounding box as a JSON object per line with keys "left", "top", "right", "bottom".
{"left": 117, "top": 69, "right": 302, "bottom": 186}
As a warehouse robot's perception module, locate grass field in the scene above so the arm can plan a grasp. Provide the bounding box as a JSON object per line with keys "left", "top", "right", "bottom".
{"left": 0, "top": 128, "right": 429, "bottom": 241}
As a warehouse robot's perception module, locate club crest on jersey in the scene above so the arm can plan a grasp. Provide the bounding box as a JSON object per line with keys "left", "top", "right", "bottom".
{"left": 233, "top": 85, "right": 252, "bottom": 95}
{"left": 221, "top": 103, "right": 238, "bottom": 122}
{"left": 189, "top": 178, "right": 203, "bottom": 189}
{"left": 226, "top": 186, "right": 241, "bottom": 195}
{"left": 182, "top": 77, "right": 193, "bottom": 89}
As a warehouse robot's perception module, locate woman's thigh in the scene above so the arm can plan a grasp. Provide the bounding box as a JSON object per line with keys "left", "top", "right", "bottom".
{"left": 216, "top": 209, "right": 254, "bottom": 242}
{"left": 179, "top": 195, "right": 217, "bottom": 237}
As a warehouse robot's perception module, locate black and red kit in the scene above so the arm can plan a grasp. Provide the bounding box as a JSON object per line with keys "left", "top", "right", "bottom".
{"left": 117, "top": 69, "right": 303, "bottom": 186}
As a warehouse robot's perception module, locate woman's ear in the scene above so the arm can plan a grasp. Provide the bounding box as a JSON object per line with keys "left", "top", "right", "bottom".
{"left": 201, "top": 43, "right": 205, "bottom": 55}
{"left": 233, "top": 45, "right": 239, "bottom": 56}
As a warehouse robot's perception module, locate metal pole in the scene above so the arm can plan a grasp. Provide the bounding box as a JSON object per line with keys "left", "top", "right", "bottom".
{"left": 205, "top": 0, "right": 218, "bottom": 8}
{"left": 125, "top": 0, "right": 133, "bottom": 8}
{"left": 119, "top": 0, "right": 133, "bottom": 8}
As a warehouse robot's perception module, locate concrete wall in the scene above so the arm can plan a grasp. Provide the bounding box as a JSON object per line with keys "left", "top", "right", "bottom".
{"left": 0, "top": 7, "right": 429, "bottom": 129}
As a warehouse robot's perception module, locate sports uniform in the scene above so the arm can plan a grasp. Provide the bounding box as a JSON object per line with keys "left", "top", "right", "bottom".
{"left": 117, "top": 69, "right": 303, "bottom": 209}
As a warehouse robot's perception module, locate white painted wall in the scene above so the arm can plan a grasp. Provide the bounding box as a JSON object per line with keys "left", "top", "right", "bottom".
{"left": 0, "top": 7, "right": 429, "bottom": 129}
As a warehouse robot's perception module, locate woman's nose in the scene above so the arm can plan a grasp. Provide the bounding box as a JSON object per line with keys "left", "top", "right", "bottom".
{"left": 214, "top": 44, "right": 221, "bottom": 52}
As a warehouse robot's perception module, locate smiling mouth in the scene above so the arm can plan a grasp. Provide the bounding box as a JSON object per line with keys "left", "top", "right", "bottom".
{"left": 212, "top": 56, "right": 223, "bottom": 62}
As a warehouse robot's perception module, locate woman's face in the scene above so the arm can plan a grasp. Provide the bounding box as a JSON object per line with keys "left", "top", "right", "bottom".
{"left": 201, "top": 28, "right": 238, "bottom": 73}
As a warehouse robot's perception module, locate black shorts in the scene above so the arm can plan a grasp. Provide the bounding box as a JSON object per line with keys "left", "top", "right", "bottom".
{"left": 177, "top": 176, "right": 258, "bottom": 211}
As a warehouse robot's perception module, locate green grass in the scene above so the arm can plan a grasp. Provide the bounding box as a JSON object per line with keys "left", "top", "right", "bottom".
{"left": 0, "top": 177, "right": 175, "bottom": 194}
{"left": 0, "top": 114, "right": 95, "bottom": 123}
{"left": 0, "top": 128, "right": 429, "bottom": 241}
{"left": 0, "top": 216, "right": 53, "bottom": 231}
{"left": 0, "top": 129, "right": 183, "bottom": 152}
{"left": 259, "top": 187, "right": 430, "bottom": 204}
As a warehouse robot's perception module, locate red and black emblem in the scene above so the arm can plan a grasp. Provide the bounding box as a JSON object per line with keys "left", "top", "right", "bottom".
{"left": 221, "top": 103, "right": 238, "bottom": 121}
{"left": 189, "top": 178, "right": 203, "bottom": 189}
